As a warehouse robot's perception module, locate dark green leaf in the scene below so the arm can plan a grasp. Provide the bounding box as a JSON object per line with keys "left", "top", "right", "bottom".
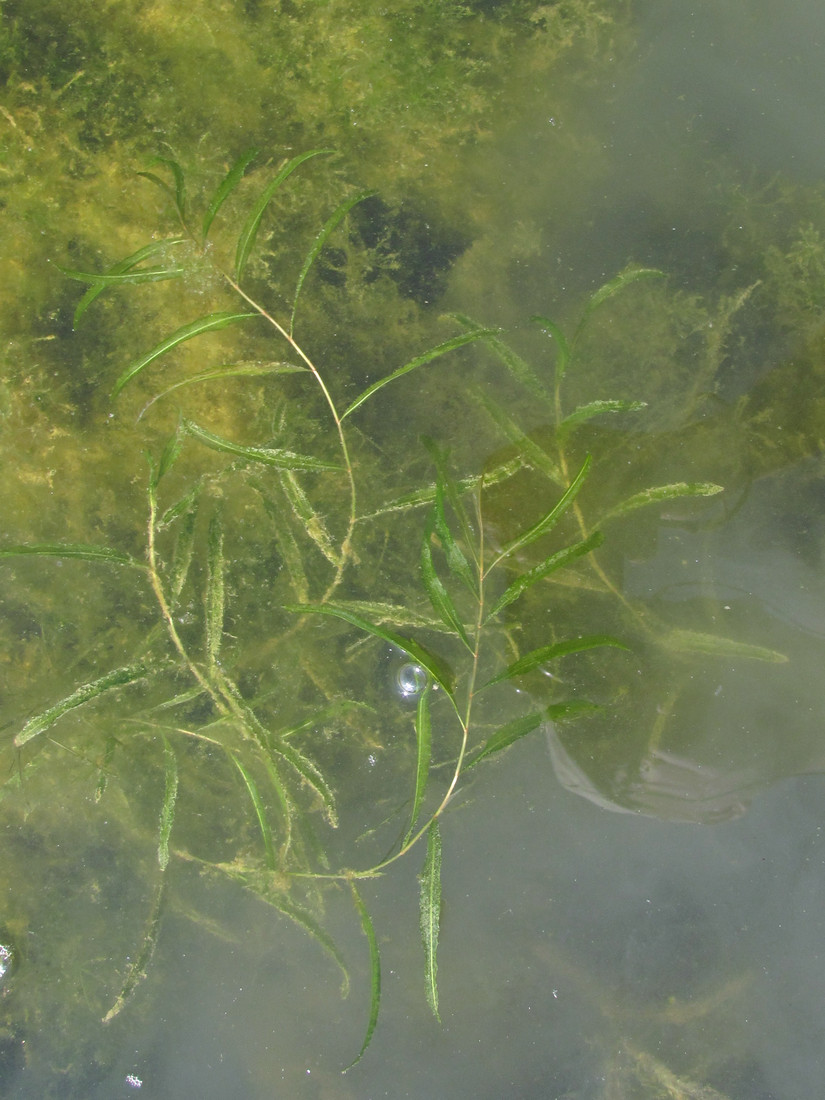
{"left": 342, "top": 329, "right": 497, "bottom": 419}
{"left": 112, "top": 311, "right": 257, "bottom": 397}
{"left": 0, "top": 542, "right": 142, "bottom": 568}
{"left": 492, "top": 454, "right": 591, "bottom": 567}
{"left": 421, "top": 506, "right": 472, "bottom": 650}
{"left": 403, "top": 686, "right": 432, "bottom": 848}
{"left": 290, "top": 189, "right": 376, "bottom": 334}
{"left": 485, "top": 634, "right": 628, "bottom": 687}
{"left": 182, "top": 418, "right": 343, "bottom": 471}
{"left": 285, "top": 603, "right": 455, "bottom": 696}
{"left": 486, "top": 530, "right": 604, "bottom": 621}
{"left": 345, "top": 883, "right": 381, "bottom": 1071}
{"left": 68, "top": 237, "right": 187, "bottom": 327}
{"left": 232, "top": 754, "right": 276, "bottom": 870}
{"left": 202, "top": 147, "right": 259, "bottom": 241}
{"left": 465, "top": 712, "right": 544, "bottom": 768}
{"left": 15, "top": 662, "right": 151, "bottom": 747}
{"left": 235, "top": 149, "right": 334, "bottom": 281}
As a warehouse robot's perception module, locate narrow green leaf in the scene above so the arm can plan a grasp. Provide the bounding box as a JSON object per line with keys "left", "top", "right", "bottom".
{"left": 278, "top": 469, "right": 342, "bottom": 564}
{"left": 302, "top": 599, "right": 441, "bottom": 631}
{"left": 276, "top": 739, "right": 338, "bottom": 828}
{"left": 151, "top": 428, "right": 184, "bottom": 490}
{"left": 363, "top": 457, "right": 522, "bottom": 520}
{"left": 531, "top": 314, "right": 571, "bottom": 383}
{"left": 662, "top": 629, "right": 788, "bottom": 663}
{"left": 59, "top": 265, "right": 186, "bottom": 286}
{"left": 466, "top": 712, "right": 544, "bottom": 768}
{"left": 467, "top": 702, "right": 602, "bottom": 768}
{"left": 420, "top": 437, "right": 477, "bottom": 570}
{"left": 492, "top": 454, "right": 591, "bottom": 567}
{"left": 486, "top": 530, "right": 604, "bottom": 621}
{"left": 449, "top": 313, "right": 548, "bottom": 405}
{"left": 0, "top": 542, "right": 142, "bottom": 568}
{"left": 290, "top": 189, "right": 377, "bottom": 334}
{"left": 421, "top": 505, "right": 472, "bottom": 650}
{"left": 15, "top": 662, "right": 151, "bottom": 747}
{"left": 342, "top": 329, "right": 497, "bottom": 419}
{"left": 345, "top": 883, "right": 381, "bottom": 1071}
{"left": 485, "top": 634, "right": 628, "bottom": 687}
{"left": 182, "top": 418, "right": 343, "bottom": 471}
{"left": 205, "top": 515, "right": 225, "bottom": 667}
{"left": 157, "top": 736, "right": 179, "bottom": 871}
{"left": 285, "top": 603, "right": 455, "bottom": 696}
{"left": 578, "top": 266, "right": 664, "bottom": 327}
{"left": 558, "top": 399, "right": 647, "bottom": 439}
{"left": 139, "top": 155, "right": 187, "bottom": 220}
{"left": 202, "top": 147, "right": 259, "bottom": 241}
{"left": 601, "top": 481, "right": 724, "bottom": 523}
{"left": 403, "top": 686, "right": 432, "bottom": 847}
{"left": 138, "top": 361, "right": 305, "bottom": 420}
{"left": 476, "top": 394, "right": 562, "bottom": 484}
{"left": 112, "top": 311, "right": 257, "bottom": 398}
{"left": 232, "top": 754, "right": 276, "bottom": 870}
{"left": 102, "top": 879, "right": 165, "bottom": 1023}
{"left": 235, "top": 148, "right": 335, "bottom": 281}
{"left": 419, "top": 821, "right": 442, "bottom": 1022}
{"left": 69, "top": 237, "right": 187, "bottom": 327}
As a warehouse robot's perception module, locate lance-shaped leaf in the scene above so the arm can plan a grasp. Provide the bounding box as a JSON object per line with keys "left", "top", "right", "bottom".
{"left": 235, "top": 148, "right": 334, "bottom": 281}
{"left": 342, "top": 329, "right": 497, "bottom": 419}
{"left": 466, "top": 701, "right": 602, "bottom": 769}
{"left": 15, "top": 662, "right": 151, "bottom": 747}
{"left": 112, "top": 311, "right": 257, "bottom": 397}
{"left": 182, "top": 418, "right": 343, "bottom": 471}
{"left": 485, "top": 634, "right": 629, "bottom": 687}
{"left": 232, "top": 754, "right": 276, "bottom": 870}
{"left": 276, "top": 739, "right": 338, "bottom": 828}
{"left": 345, "top": 883, "right": 381, "bottom": 1071}
{"left": 576, "top": 266, "right": 664, "bottom": 335}
{"left": 476, "top": 394, "right": 562, "bottom": 484}
{"left": 285, "top": 603, "right": 455, "bottom": 696}
{"left": 138, "top": 155, "right": 187, "bottom": 221}
{"left": 290, "top": 189, "right": 377, "bottom": 334}
{"left": 421, "top": 504, "right": 472, "bottom": 650}
{"left": 600, "top": 481, "right": 723, "bottom": 523}
{"left": 450, "top": 313, "right": 548, "bottom": 405}
{"left": 0, "top": 542, "right": 143, "bottom": 568}
{"left": 138, "top": 361, "right": 305, "bottom": 421}
{"left": 531, "top": 313, "right": 571, "bottom": 384}
{"left": 490, "top": 454, "right": 592, "bottom": 569}
{"left": 465, "top": 712, "right": 544, "bottom": 769}
{"left": 68, "top": 237, "right": 187, "bottom": 327}
{"left": 558, "top": 399, "right": 647, "bottom": 439}
{"left": 157, "top": 736, "right": 179, "bottom": 872}
{"left": 60, "top": 265, "right": 186, "bottom": 287}
{"left": 421, "top": 436, "right": 477, "bottom": 574}
{"left": 419, "top": 821, "right": 442, "bottom": 1021}
{"left": 486, "top": 530, "right": 604, "bottom": 622}
{"left": 662, "top": 629, "right": 788, "bottom": 663}
{"left": 403, "top": 686, "right": 433, "bottom": 847}
{"left": 205, "top": 515, "right": 225, "bottom": 667}
{"left": 202, "top": 147, "right": 259, "bottom": 241}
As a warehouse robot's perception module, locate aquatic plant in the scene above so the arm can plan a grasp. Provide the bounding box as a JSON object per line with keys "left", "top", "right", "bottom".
{"left": 2, "top": 150, "right": 780, "bottom": 1068}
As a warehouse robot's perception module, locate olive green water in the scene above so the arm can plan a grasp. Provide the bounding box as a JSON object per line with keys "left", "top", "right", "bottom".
{"left": 2, "top": 1, "right": 825, "bottom": 1096}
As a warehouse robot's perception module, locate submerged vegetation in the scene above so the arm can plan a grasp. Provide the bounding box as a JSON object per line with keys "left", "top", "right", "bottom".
{"left": 3, "top": 0, "right": 825, "bottom": 1093}
{"left": 0, "top": 150, "right": 794, "bottom": 1072}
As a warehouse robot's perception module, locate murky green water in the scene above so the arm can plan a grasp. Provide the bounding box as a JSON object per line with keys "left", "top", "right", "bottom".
{"left": 2, "top": 1, "right": 825, "bottom": 1096}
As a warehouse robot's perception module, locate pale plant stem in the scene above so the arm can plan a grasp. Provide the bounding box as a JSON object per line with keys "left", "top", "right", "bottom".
{"left": 220, "top": 273, "right": 357, "bottom": 600}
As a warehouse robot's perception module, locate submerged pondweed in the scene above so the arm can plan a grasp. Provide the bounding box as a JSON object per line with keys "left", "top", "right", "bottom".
{"left": 0, "top": 150, "right": 795, "bottom": 1079}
